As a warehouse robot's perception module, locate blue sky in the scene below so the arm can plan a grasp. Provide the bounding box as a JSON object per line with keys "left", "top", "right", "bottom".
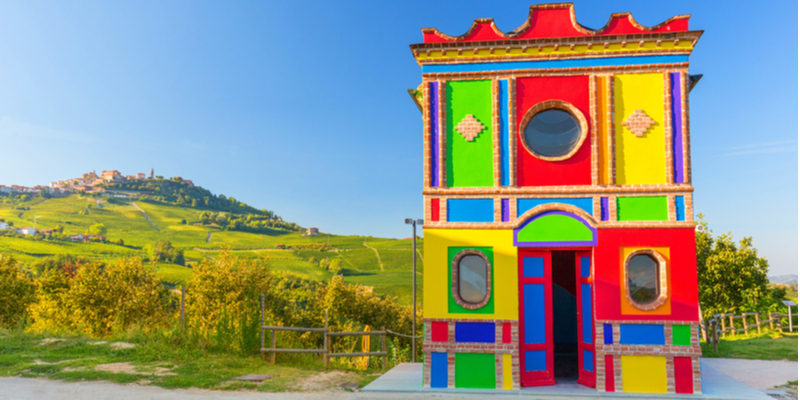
{"left": 0, "top": 1, "right": 796, "bottom": 275}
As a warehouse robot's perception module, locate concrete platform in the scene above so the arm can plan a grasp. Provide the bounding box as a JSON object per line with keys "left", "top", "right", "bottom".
{"left": 362, "top": 360, "right": 772, "bottom": 399}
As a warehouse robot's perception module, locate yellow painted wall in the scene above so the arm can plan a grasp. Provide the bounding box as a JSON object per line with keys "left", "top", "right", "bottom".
{"left": 423, "top": 228, "right": 517, "bottom": 320}
{"left": 614, "top": 73, "right": 667, "bottom": 185}
{"left": 619, "top": 246, "right": 671, "bottom": 315}
{"left": 621, "top": 356, "right": 667, "bottom": 393}
{"left": 502, "top": 354, "right": 513, "bottom": 390}
{"left": 598, "top": 76, "right": 611, "bottom": 185}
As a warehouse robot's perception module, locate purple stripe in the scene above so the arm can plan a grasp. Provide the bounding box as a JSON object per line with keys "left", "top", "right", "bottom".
{"left": 513, "top": 210, "right": 597, "bottom": 247}
{"left": 430, "top": 82, "right": 439, "bottom": 187}
{"left": 671, "top": 73, "right": 684, "bottom": 183}
{"left": 501, "top": 198, "right": 510, "bottom": 222}
{"left": 600, "top": 197, "right": 609, "bottom": 221}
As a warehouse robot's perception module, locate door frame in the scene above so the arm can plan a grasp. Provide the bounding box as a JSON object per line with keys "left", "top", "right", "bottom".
{"left": 517, "top": 247, "right": 593, "bottom": 387}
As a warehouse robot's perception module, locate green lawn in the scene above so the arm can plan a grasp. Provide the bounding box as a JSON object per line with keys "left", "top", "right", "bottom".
{"left": 702, "top": 331, "right": 798, "bottom": 361}
{"left": 0, "top": 329, "right": 380, "bottom": 392}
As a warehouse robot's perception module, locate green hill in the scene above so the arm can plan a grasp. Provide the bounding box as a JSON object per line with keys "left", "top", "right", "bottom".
{"left": 0, "top": 191, "right": 423, "bottom": 304}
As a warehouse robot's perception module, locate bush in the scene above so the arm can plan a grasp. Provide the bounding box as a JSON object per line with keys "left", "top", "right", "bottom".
{"left": 185, "top": 251, "right": 272, "bottom": 354}
{"left": 0, "top": 255, "right": 35, "bottom": 328}
{"left": 28, "top": 257, "right": 172, "bottom": 337}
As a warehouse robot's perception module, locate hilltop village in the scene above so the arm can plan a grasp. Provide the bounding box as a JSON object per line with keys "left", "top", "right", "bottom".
{"left": 0, "top": 168, "right": 192, "bottom": 196}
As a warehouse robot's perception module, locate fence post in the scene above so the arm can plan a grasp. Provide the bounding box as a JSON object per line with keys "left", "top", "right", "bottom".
{"left": 260, "top": 293, "right": 265, "bottom": 358}
{"left": 729, "top": 315, "right": 735, "bottom": 336}
{"left": 768, "top": 312, "right": 775, "bottom": 330}
{"left": 323, "top": 309, "right": 329, "bottom": 368}
{"left": 180, "top": 285, "right": 186, "bottom": 329}
{"left": 755, "top": 314, "right": 762, "bottom": 334}
{"left": 271, "top": 328, "right": 276, "bottom": 364}
{"left": 721, "top": 316, "right": 726, "bottom": 338}
{"left": 703, "top": 320, "right": 710, "bottom": 346}
{"left": 742, "top": 314, "right": 748, "bottom": 335}
{"left": 713, "top": 319, "right": 718, "bottom": 353}
{"left": 381, "top": 326, "right": 387, "bottom": 370}
{"left": 789, "top": 306, "right": 794, "bottom": 333}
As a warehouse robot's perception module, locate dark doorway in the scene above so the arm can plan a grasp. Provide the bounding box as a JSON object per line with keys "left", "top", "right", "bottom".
{"left": 550, "top": 251, "right": 578, "bottom": 379}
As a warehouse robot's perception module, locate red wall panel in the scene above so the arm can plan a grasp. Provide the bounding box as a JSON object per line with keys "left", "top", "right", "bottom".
{"left": 516, "top": 76, "right": 592, "bottom": 186}
{"left": 593, "top": 228, "right": 699, "bottom": 321}
{"left": 674, "top": 357, "right": 694, "bottom": 394}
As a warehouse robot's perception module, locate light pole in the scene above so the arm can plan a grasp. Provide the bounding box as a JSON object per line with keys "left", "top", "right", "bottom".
{"left": 404, "top": 218, "right": 423, "bottom": 362}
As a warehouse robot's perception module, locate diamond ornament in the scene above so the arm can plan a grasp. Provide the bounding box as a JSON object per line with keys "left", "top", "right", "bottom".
{"left": 621, "top": 109, "right": 656, "bottom": 137}
{"left": 455, "top": 114, "right": 486, "bottom": 142}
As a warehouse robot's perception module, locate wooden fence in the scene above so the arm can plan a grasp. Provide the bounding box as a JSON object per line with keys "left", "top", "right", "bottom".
{"left": 258, "top": 294, "right": 388, "bottom": 369}
{"left": 702, "top": 311, "right": 797, "bottom": 353}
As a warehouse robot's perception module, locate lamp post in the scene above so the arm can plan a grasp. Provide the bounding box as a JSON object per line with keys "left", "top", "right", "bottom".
{"left": 404, "top": 218, "right": 423, "bottom": 362}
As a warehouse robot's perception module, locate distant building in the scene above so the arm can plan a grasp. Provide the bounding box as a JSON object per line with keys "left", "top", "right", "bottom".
{"left": 136, "top": 172, "right": 146, "bottom": 180}
{"left": 101, "top": 170, "right": 123, "bottom": 182}
{"left": 17, "top": 227, "right": 35, "bottom": 235}
{"left": 69, "top": 234, "right": 84, "bottom": 241}
{"left": 307, "top": 227, "right": 319, "bottom": 236}
{"left": 150, "top": 168, "right": 154, "bottom": 179}
{"left": 0, "top": 222, "right": 8, "bottom": 230}
{"left": 183, "top": 180, "right": 194, "bottom": 188}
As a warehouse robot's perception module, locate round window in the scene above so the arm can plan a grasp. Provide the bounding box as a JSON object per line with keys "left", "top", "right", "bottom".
{"left": 627, "top": 254, "right": 659, "bottom": 304}
{"left": 522, "top": 108, "right": 583, "bottom": 158}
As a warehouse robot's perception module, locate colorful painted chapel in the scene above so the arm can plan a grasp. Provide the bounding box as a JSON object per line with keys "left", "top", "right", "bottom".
{"left": 412, "top": 3, "right": 703, "bottom": 394}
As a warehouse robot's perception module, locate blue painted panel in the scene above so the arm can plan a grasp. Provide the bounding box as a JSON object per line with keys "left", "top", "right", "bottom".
{"left": 431, "top": 352, "right": 448, "bottom": 388}
{"left": 499, "top": 79, "right": 509, "bottom": 186}
{"left": 603, "top": 324, "right": 613, "bottom": 345}
{"left": 581, "top": 283, "right": 592, "bottom": 345}
{"left": 675, "top": 195, "right": 686, "bottom": 221}
{"left": 523, "top": 284, "right": 545, "bottom": 344}
{"left": 455, "top": 322, "right": 495, "bottom": 343}
{"left": 422, "top": 55, "right": 689, "bottom": 74}
{"left": 619, "top": 324, "right": 666, "bottom": 345}
{"left": 524, "top": 350, "right": 547, "bottom": 372}
{"left": 580, "top": 257, "right": 590, "bottom": 278}
{"left": 518, "top": 198, "right": 594, "bottom": 216}
{"left": 523, "top": 257, "right": 544, "bottom": 278}
{"left": 583, "top": 350, "right": 594, "bottom": 372}
{"left": 447, "top": 199, "right": 494, "bottom": 222}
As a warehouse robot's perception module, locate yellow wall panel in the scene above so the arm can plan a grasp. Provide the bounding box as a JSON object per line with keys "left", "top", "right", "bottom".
{"left": 502, "top": 354, "right": 513, "bottom": 390}
{"left": 619, "top": 247, "right": 671, "bottom": 315}
{"left": 423, "top": 228, "right": 517, "bottom": 320}
{"left": 621, "top": 355, "right": 667, "bottom": 393}
{"left": 614, "top": 73, "right": 667, "bottom": 185}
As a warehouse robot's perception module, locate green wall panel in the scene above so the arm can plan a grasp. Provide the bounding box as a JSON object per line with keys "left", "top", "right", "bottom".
{"left": 455, "top": 353, "right": 496, "bottom": 389}
{"left": 517, "top": 214, "right": 593, "bottom": 243}
{"left": 446, "top": 80, "right": 494, "bottom": 188}
{"left": 448, "top": 246, "right": 494, "bottom": 314}
{"left": 616, "top": 196, "right": 669, "bottom": 221}
{"left": 672, "top": 325, "right": 692, "bottom": 346}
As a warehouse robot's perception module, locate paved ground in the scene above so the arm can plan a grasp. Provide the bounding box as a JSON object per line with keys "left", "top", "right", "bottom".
{"left": 0, "top": 358, "right": 796, "bottom": 400}
{"left": 700, "top": 359, "right": 797, "bottom": 390}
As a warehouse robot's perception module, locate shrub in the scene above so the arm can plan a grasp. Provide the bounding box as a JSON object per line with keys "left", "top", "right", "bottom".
{"left": 28, "top": 257, "right": 172, "bottom": 337}
{"left": 0, "top": 255, "right": 35, "bottom": 328}
{"left": 185, "top": 251, "right": 272, "bottom": 354}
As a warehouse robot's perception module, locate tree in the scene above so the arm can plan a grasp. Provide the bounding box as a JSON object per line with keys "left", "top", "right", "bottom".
{"left": 87, "top": 223, "right": 107, "bottom": 236}
{"left": 696, "top": 215, "right": 778, "bottom": 319}
{"left": 152, "top": 239, "right": 175, "bottom": 262}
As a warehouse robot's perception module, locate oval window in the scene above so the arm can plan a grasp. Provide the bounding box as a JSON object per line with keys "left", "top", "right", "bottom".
{"left": 458, "top": 254, "right": 487, "bottom": 304}
{"left": 627, "top": 254, "right": 659, "bottom": 304}
{"left": 522, "top": 108, "right": 582, "bottom": 158}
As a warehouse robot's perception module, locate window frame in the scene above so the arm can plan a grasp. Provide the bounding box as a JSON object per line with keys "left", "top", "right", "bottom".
{"left": 519, "top": 100, "right": 589, "bottom": 162}
{"left": 623, "top": 249, "right": 669, "bottom": 311}
{"left": 451, "top": 249, "right": 492, "bottom": 310}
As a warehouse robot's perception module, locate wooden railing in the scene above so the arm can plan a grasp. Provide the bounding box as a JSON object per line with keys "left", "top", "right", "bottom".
{"left": 702, "top": 311, "right": 797, "bottom": 353}
{"left": 259, "top": 294, "right": 388, "bottom": 369}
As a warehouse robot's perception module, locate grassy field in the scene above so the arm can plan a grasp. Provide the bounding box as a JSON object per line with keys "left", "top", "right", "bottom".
{"left": 702, "top": 331, "right": 798, "bottom": 360}
{"left": 0, "top": 329, "right": 381, "bottom": 392}
{"left": 0, "top": 195, "right": 423, "bottom": 304}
